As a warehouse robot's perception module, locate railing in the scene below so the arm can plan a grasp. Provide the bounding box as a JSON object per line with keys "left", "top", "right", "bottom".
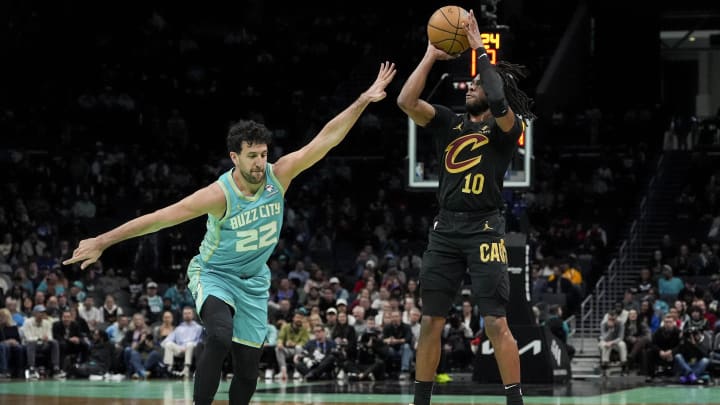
{"left": 578, "top": 153, "right": 664, "bottom": 354}
{"left": 578, "top": 294, "right": 593, "bottom": 352}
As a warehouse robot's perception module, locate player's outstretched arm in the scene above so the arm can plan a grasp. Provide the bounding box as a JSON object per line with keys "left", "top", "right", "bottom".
{"left": 63, "top": 183, "right": 226, "bottom": 270}
{"left": 273, "top": 61, "right": 396, "bottom": 189}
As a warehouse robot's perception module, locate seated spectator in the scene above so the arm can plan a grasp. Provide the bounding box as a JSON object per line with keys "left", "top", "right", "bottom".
{"left": 52, "top": 309, "right": 90, "bottom": 366}
{"left": 545, "top": 264, "right": 581, "bottom": 316}
{"left": 675, "top": 326, "right": 711, "bottom": 384}
{"left": 121, "top": 313, "right": 162, "bottom": 379}
{"left": 101, "top": 294, "right": 124, "bottom": 327}
{"left": 621, "top": 289, "right": 640, "bottom": 313}
{"left": 543, "top": 304, "right": 575, "bottom": 359}
{"left": 402, "top": 296, "right": 419, "bottom": 326}
{"left": 78, "top": 296, "right": 103, "bottom": 332}
{"left": 69, "top": 306, "right": 91, "bottom": 338}
{"left": 381, "top": 310, "right": 413, "bottom": 379}
{"left": 559, "top": 258, "right": 583, "bottom": 287}
{"left": 163, "top": 276, "right": 194, "bottom": 312}
{"left": 657, "top": 265, "right": 683, "bottom": 299}
{"left": 159, "top": 297, "right": 180, "bottom": 325}
{"left": 56, "top": 294, "right": 70, "bottom": 313}
{"left": 693, "top": 299, "right": 717, "bottom": 329}
{"left": 437, "top": 310, "right": 473, "bottom": 381}
{"left": 645, "top": 314, "right": 681, "bottom": 381}
{"left": 623, "top": 309, "right": 650, "bottom": 370}
{"left": 45, "top": 296, "right": 61, "bottom": 322}
{"left": 348, "top": 317, "right": 386, "bottom": 381}
{"left": 324, "top": 307, "right": 338, "bottom": 334}
{"left": 408, "top": 308, "right": 422, "bottom": 350}
{"left": 269, "top": 298, "right": 293, "bottom": 327}
{"left": 5, "top": 297, "right": 25, "bottom": 327}
{"left": 352, "top": 305, "right": 367, "bottom": 336}
{"left": 106, "top": 315, "right": 130, "bottom": 349}
{"left": 153, "top": 311, "right": 175, "bottom": 342}
{"left": 22, "top": 305, "right": 65, "bottom": 379}
{"left": 682, "top": 306, "right": 709, "bottom": 333}
{"left": 70, "top": 329, "right": 115, "bottom": 379}
{"left": 274, "top": 310, "right": 310, "bottom": 380}
{"left": 685, "top": 280, "right": 706, "bottom": 303}
{"left": 336, "top": 298, "right": 354, "bottom": 324}
{"left": 273, "top": 277, "right": 299, "bottom": 309}
{"left": 287, "top": 262, "right": 310, "bottom": 287}
{"left": 67, "top": 280, "right": 87, "bottom": 304}
{"left": 141, "top": 281, "right": 163, "bottom": 324}
{"left": 599, "top": 312, "right": 627, "bottom": 375}
{"left": 331, "top": 311, "right": 357, "bottom": 373}
{"left": 0, "top": 308, "right": 24, "bottom": 378}
{"left": 36, "top": 270, "right": 65, "bottom": 297}
{"left": 160, "top": 306, "right": 203, "bottom": 378}
{"left": 330, "top": 277, "right": 350, "bottom": 302}
{"left": 293, "top": 325, "right": 338, "bottom": 381}
{"left": 636, "top": 268, "right": 654, "bottom": 294}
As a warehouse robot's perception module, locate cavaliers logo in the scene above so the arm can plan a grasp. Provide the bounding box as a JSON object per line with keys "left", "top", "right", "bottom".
{"left": 444, "top": 133, "right": 488, "bottom": 173}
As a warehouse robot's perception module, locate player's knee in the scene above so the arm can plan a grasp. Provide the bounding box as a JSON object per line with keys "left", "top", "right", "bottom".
{"left": 420, "top": 315, "right": 446, "bottom": 336}
{"left": 205, "top": 321, "right": 233, "bottom": 353}
{"left": 484, "top": 316, "right": 511, "bottom": 342}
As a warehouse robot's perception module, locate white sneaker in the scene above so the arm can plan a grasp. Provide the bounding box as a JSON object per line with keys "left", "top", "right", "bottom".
{"left": 265, "top": 369, "right": 274, "bottom": 380}
{"left": 336, "top": 370, "right": 346, "bottom": 380}
{"left": 89, "top": 374, "right": 104, "bottom": 381}
{"left": 292, "top": 371, "right": 302, "bottom": 380}
{"left": 110, "top": 374, "right": 126, "bottom": 382}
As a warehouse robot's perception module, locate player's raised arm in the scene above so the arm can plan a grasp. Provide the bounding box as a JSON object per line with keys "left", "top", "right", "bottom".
{"left": 273, "top": 61, "right": 396, "bottom": 190}
{"left": 396, "top": 41, "right": 456, "bottom": 127}
{"left": 463, "top": 9, "right": 516, "bottom": 132}
{"left": 63, "top": 183, "right": 226, "bottom": 270}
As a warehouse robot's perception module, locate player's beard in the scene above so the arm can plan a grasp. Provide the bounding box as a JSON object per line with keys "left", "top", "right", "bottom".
{"left": 240, "top": 168, "right": 265, "bottom": 184}
{"left": 466, "top": 97, "right": 489, "bottom": 116}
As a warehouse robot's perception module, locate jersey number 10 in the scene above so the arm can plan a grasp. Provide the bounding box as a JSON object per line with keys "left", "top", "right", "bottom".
{"left": 461, "top": 173, "right": 485, "bottom": 194}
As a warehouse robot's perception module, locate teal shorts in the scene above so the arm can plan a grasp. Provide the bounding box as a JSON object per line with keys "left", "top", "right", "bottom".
{"left": 187, "top": 258, "right": 270, "bottom": 348}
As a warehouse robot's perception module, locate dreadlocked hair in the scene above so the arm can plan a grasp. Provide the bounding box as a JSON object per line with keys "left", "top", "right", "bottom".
{"left": 495, "top": 61, "right": 536, "bottom": 120}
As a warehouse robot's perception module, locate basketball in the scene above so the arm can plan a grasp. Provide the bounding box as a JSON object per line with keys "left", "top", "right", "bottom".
{"left": 427, "top": 5, "right": 471, "bottom": 55}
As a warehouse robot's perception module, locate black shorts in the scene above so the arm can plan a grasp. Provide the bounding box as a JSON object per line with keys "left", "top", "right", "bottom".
{"left": 419, "top": 210, "right": 509, "bottom": 317}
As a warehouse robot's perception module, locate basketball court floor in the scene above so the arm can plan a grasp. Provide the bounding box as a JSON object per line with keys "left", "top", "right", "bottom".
{"left": 1, "top": 376, "right": 718, "bottom": 404}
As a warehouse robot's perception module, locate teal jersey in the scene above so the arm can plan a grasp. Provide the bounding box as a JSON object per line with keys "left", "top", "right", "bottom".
{"left": 194, "top": 164, "right": 285, "bottom": 278}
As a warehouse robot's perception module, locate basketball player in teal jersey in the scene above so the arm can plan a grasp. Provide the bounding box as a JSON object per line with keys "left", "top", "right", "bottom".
{"left": 64, "top": 61, "right": 396, "bottom": 405}
{"left": 397, "top": 10, "right": 534, "bottom": 405}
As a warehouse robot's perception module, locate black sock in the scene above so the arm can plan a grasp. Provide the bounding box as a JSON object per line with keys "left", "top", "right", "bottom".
{"left": 413, "top": 380, "right": 434, "bottom": 405}
{"left": 228, "top": 342, "right": 263, "bottom": 405}
{"left": 504, "top": 383, "right": 523, "bottom": 405}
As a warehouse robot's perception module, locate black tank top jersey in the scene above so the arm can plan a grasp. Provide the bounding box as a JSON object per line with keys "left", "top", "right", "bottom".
{"left": 425, "top": 104, "right": 524, "bottom": 212}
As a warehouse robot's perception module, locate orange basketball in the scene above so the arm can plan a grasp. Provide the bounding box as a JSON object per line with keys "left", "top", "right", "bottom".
{"left": 427, "top": 5, "right": 470, "bottom": 55}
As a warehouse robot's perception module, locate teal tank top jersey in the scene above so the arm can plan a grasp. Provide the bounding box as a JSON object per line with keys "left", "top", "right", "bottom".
{"left": 195, "top": 164, "right": 284, "bottom": 278}
{"left": 187, "top": 163, "right": 284, "bottom": 347}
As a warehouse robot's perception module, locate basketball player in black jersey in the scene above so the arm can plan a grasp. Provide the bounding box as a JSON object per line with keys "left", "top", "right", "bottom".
{"left": 397, "top": 10, "right": 535, "bottom": 405}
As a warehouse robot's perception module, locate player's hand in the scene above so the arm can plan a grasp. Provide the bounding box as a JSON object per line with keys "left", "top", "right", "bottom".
{"left": 463, "top": 9, "right": 484, "bottom": 50}
{"left": 361, "top": 61, "right": 397, "bottom": 103}
{"left": 426, "top": 40, "right": 459, "bottom": 61}
{"left": 62, "top": 237, "right": 104, "bottom": 270}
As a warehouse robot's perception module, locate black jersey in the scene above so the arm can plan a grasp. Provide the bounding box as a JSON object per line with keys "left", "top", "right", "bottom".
{"left": 425, "top": 104, "right": 524, "bottom": 212}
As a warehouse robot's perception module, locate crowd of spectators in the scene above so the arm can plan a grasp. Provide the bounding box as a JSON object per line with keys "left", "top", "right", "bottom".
{"left": 594, "top": 151, "right": 720, "bottom": 383}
